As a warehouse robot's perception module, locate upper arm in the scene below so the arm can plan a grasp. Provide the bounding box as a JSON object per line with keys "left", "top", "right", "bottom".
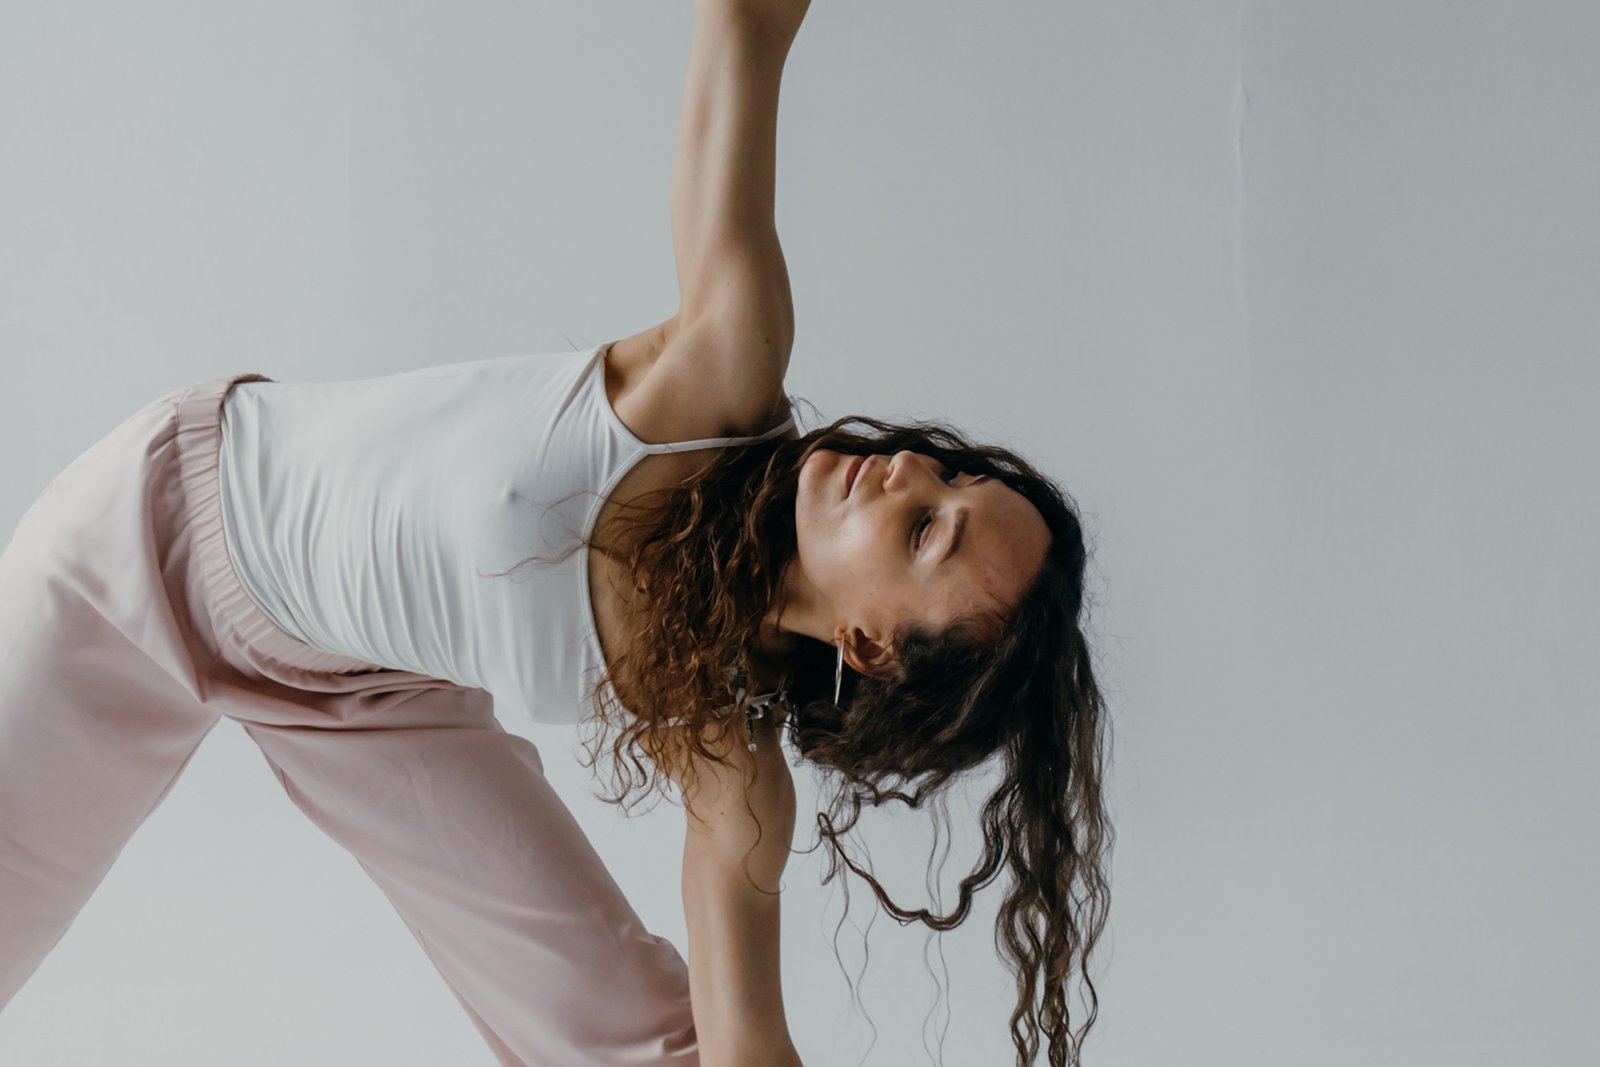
{"left": 667, "top": 8, "right": 796, "bottom": 415}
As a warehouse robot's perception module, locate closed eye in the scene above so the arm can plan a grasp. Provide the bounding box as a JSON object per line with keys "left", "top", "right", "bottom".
{"left": 914, "top": 468, "right": 978, "bottom": 550}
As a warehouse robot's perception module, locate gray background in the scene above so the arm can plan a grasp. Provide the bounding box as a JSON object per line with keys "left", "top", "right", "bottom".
{"left": 2, "top": 2, "right": 1597, "bottom": 1065}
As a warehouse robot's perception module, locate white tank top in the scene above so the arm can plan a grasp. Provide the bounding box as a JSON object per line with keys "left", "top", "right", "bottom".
{"left": 216, "top": 341, "right": 796, "bottom": 725}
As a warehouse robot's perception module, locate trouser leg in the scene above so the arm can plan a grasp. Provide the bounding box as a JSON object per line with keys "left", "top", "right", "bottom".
{"left": 237, "top": 692, "right": 698, "bottom": 1067}
{"left": 0, "top": 539, "right": 220, "bottom": 1009}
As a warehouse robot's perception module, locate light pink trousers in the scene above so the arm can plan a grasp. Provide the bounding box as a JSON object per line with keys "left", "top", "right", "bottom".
{"left": 0, "top": 373, "right": 699, "bottom": 1066}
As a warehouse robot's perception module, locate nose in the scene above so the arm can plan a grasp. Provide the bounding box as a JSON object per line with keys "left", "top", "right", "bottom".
{"left": 883, "top": 450, "right": 921, "bottom": 490}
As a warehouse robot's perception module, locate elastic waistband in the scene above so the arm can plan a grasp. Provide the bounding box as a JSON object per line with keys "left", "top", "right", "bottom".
{"left": 173, "top": 372, "right": 393, "bottom": 679}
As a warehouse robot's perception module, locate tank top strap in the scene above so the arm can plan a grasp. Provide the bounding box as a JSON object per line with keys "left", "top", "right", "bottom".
{"left": 639, "top": 409, "right": 797, "bottom": 455}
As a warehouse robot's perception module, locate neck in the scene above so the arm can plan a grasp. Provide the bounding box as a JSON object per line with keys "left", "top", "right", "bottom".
{"left": 765, "top": 557, "right": 835, "bottom": 647}
{"left": 746, "top": 621, "right": 799, "bottom": 690}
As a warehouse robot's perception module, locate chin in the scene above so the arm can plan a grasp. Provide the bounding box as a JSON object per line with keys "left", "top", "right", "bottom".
{"left": 798, "top": 447, "right": 826, "bottom": 503}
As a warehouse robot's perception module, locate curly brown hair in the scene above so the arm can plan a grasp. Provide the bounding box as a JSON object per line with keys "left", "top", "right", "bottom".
{"left": 490, "top": 402, "right": 1114, "bottom": 1067}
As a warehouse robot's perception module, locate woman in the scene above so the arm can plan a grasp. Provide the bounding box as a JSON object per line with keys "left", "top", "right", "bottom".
{"left": 0, "top": 2, "right": 1110, "bottom": 1065}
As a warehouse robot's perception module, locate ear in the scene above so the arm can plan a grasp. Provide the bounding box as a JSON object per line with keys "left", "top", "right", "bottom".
{"left": 841, "top": 627, "right": 895, "bottom": 680}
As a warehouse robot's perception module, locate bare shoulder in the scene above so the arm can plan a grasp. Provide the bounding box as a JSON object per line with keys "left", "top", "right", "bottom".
{"left": 643, "top": 712, "right": 793, "bottom": 809}
{"left": 632, "top": 711, "right": 796, "bottom": 891}
{"left": 630, "top": 313, "right": 795, "bottom": 443}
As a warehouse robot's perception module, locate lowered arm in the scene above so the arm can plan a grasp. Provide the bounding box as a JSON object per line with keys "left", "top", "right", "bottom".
{"left": 653, "top": 712, "right": 802, "bottom": 1066}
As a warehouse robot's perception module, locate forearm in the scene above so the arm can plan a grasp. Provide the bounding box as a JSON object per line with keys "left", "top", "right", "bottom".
{"left": 693, "top": 0, "right": 809, "bottom": 45}
{"left": 682, "top": 848, "right": 802, "bottom": 1066}
{"left": 669, "top": 2, "right": 794, "bottom": 315}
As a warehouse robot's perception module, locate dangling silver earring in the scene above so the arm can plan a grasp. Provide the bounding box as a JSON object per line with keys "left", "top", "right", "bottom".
{"left": 834, "top": 637, "right": 845, "bottom": 707}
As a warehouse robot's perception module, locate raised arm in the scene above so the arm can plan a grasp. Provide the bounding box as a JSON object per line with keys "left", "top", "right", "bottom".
{"left": 663, "top": 1, "right": 807, "bottom": 430}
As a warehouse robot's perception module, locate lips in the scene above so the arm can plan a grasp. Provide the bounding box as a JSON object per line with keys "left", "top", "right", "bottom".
{"left": 844, "top": 455, "right": 866, "bottom": 498}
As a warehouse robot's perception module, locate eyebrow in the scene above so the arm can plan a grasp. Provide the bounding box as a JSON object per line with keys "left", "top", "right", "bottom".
{"left": 939, "top": 474, "right": 989, "bottom": 565}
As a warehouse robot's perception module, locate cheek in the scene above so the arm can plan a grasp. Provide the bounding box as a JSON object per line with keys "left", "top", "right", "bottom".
{"left": 825, "top": 532, "right": 885, "bottom": 596}
{"left": 794, "top": 520, "right": 858, "bottom": 592}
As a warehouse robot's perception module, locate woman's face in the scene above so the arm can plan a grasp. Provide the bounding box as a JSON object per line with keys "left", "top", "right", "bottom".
{"left": 780, "top": 447, "right": 1052, "bottom": 676}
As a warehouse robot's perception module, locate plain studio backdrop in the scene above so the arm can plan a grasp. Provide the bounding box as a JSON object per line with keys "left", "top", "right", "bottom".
{"left": 2, "top": 2, "right": 1596, "bottom": 1065}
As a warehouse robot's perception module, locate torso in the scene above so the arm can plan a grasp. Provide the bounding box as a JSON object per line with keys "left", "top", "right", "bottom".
{"left": 585, "top": 324, "right": 799, "bottom": 711}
